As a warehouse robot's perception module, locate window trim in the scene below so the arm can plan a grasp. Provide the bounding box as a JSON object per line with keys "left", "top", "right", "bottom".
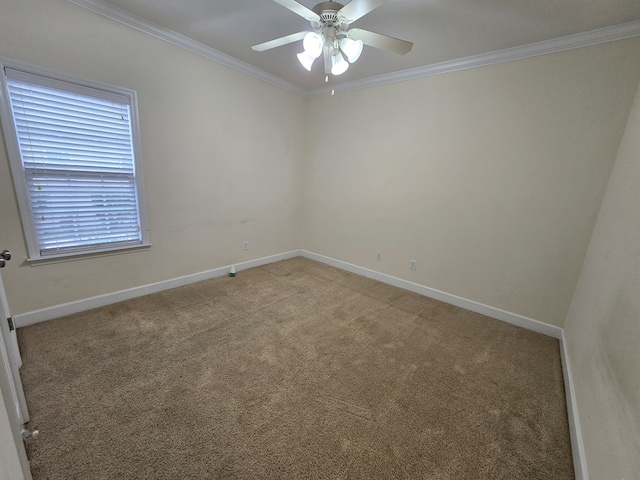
{"left": 0, "top": 57, "right": 150, "bottom": 264}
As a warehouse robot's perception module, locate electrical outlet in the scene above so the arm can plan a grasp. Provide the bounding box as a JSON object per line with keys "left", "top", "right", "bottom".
{"left": 376, "top": 252, "right": 382, "bottom": 261}
{"left": 243, "top": 241, "right": 249, "bottom": 250}
{"left": 410, "top": 259, "right": 417, "bottom": 270}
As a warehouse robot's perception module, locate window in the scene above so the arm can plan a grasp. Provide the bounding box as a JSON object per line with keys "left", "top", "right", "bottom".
{"left": 0, "top": 61, "right": 149, "bottom": 263}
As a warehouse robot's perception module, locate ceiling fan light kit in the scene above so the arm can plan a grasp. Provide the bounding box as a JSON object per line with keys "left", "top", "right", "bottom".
{"left": 340, "top": 37, "right": 363, "bottom": 63}
{"left": 297, "top": 32, "right": 324, "bottom": 71}
{"left": 296, "top": 51, "right": 316, "bottom": 71}
{"left": 252, "top": 0, "right": 413, "bottom": 79}
{"left": 330, "top": 51, "right": 350, "bottom": 75}
{"left": 303, "top": 32, "right": 324, "bottom": 58}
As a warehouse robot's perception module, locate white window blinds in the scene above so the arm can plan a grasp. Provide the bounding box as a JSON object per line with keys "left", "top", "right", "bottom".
{"left": 4, "top": 68, "right": 146, "bottom": 258}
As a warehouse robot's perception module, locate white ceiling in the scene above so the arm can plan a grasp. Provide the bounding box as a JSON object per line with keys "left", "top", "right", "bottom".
{"left": 70, "top": 0, "right": 640, "bottom": 94}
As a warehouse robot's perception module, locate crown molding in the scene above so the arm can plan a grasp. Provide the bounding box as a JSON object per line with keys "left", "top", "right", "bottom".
{"left": 309, "top": 19, "right": 640, "bottom": 96}
{"left": 65, "top": 0, "right": 307, "bottom": 96}
{"left": 65, "top": 0, "right": 640, "bottom": 98}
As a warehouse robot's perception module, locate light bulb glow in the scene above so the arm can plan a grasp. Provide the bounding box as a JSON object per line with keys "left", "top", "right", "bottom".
{"left": 297, "top": 52, "right": 315, "bottom": 71}
{"left": 340, "top": 38, "right": 363, "bottom": 63}
{"left": 303, "top": 32, "right": 324, "bottom": 59}
{"left": 331, "top": 52, "right": 349, "bottom": 75}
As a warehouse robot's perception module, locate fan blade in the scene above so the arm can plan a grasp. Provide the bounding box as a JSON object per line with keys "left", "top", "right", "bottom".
{"left": 349, "top": 28, "right": 413, "bottom": 55}
{"left": 252, "top": 31, "right": 309, "bottom": 51}
{"left": 273, "top": 0, "right": 320, "bottom": 21}
{"left": 339, "top": 0, "right": 388, "bottom": 23}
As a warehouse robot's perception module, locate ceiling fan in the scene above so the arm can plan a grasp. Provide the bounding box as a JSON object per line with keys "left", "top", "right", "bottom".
{"left": 252, "top": 0, "right": 413, "bottom": 77}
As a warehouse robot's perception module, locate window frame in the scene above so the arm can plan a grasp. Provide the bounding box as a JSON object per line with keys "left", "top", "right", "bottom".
{"left": 0, "top": 58, "right": 150, "bottom": 264}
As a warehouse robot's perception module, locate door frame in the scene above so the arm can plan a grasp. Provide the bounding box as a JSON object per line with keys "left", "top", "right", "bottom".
{"left": 0, "top": 313, "right": 31, "bottom": 479}
{"left": 0, "top": 273, "right": 29, "bottom": 424}
{"left": 0, "top": 260, "right": 31, "bottom": 479}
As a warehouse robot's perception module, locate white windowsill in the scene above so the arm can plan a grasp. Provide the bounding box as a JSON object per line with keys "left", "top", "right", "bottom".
{"left": 27, "top": 243, "right": 152, "bottom": 266}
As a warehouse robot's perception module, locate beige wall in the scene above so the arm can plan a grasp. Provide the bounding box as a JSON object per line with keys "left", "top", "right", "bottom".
{"left": 0, "top": 0, "right": 306, "bottom": 313}
{"left": 302, "top": 40, "right": 640, "bottom": 326}
{"left": 2, "top": 1, "right": 640, "bottom": 478}
{"left": 564, "top": 82, "right": 640, "bottom": 479}
{"left": 2, "top": 2, "right": 639, "bottom": 329}
{"left": 3, "top": 0, "right": 639, "bottom": 328}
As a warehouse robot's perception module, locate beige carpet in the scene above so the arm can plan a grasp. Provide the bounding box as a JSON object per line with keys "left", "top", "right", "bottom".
{"left": 18, "top": 257, "right": 574, "bottom": 479}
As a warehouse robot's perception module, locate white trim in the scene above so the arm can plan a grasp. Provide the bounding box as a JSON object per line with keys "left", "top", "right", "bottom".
{"left": 64, "top": 0, "right": 307, "bottom": 97}
{"left": 301, "top": 250, "right": 563, "bottom": 339}
{"left": 560, "top": 336, "right": 589, "bottom": 480}
{"left": 0, "top": 337, "right": 31, "bottom": 480}
{"left": 15, "top": 248, "right": 563, "bottom": 339}
{"left": 0, "top": 275, "right": 28, "bottom": 424}
{"left": 310, "top": 20, "right": 640, "bottom": 96}
{"left": 27, "top": 243, "right": 152, "bottom": 266}
{"left": 63, "top": 1, "right": 640, "bottom": 97}
{"left": 14, "top": 250, "right": 301, "bottom": 328}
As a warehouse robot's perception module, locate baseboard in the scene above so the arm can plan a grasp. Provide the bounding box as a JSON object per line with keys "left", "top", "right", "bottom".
{"left": 560, "top": 336, "right": 589, "bottom": 480}
{"left": 301, "top": 250, "right": 563, "bottom": 339}
{"left": 17, "top": 248, "right": 564, "bottom": 340}
{"left": 14, "top": 250, "right": 301, "bottom": 328}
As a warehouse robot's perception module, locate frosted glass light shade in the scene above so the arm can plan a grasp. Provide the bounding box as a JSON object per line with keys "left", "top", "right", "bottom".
{"left": 303, "top": 32, "right": 324, "bottom": 59}
{"left": 331, "top": 53, "right": 349, "bottom": 75}
{"left": 340, "top": 38, "right": 363, "bottom": 63}
{"left": 297, "top": 52, "right": 316, "bottom": 71}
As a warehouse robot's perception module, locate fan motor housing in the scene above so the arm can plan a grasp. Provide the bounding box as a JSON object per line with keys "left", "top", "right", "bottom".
{"left": 313, "top": 2, "right": 345, "bottom": 25}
